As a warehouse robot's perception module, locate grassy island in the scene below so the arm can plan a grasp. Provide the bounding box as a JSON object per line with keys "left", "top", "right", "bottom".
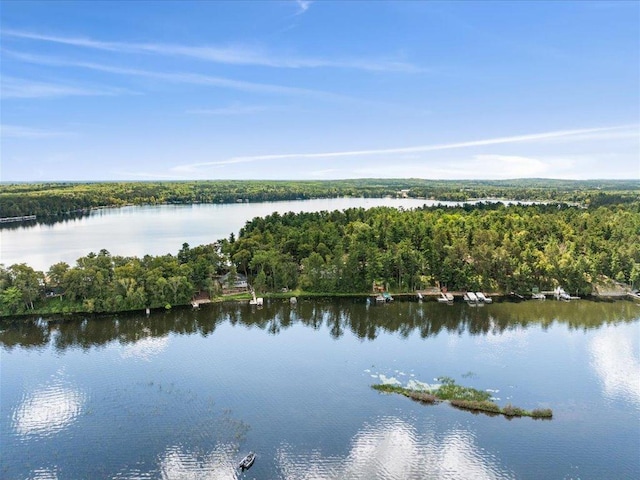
{"left": 372, "top": 377, "right": 553, "bottom": 420}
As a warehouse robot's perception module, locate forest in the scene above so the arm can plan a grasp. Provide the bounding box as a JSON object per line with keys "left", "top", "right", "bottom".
{"left": 1, "top": 200, "right": 639, "bottom": 316}
{"left": 1, "top": 179, "right": 638, "bottom": 219}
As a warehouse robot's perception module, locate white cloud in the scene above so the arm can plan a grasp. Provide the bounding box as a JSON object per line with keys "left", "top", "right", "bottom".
{"left": 294, "top": 0, "right": 313, "bottom": 16}
{"left": 172, "top": 124, "right": 637, "bottom": 173}
{"left": 1, "top": 124, "right": 75, "bottom": 138}
{"left": 464, "top": 154, "right": 550, "bottom": 178}
{"left": 4, "top": 50, "right": 344, "bottom": 98}
{"left": 186, "top": 104, "right": 271, "bottom": 116}
{"left": 2, "top": 29, "right": 422, "bottom": 73}
{"left": 0, "top": 75, "right": 129, "bottom": 99}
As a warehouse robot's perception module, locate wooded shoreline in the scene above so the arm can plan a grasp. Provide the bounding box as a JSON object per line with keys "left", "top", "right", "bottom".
{"left": 1, "top": 195, "right": 638, "bottom": 317}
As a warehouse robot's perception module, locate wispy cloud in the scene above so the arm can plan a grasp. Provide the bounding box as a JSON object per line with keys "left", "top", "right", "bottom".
{"left": 2, "top": 29, "right": 422, "bottom": 73}
{"left": 0, "top": 75, "right": 129, "bottom": 99}
{"left": 172, "top": 125, "right": 638, "bottom": 172}
{"left": 186, "top": 104, "right": 272, "bottom": 116}
{"left": 4, "top": 49, "right": 346, "bottom": 98}
{"left": 294, "top": 0, "right": 313, "bottom": 16}
{"left": 1, "top": 124, "right": 75, "bottom": 138}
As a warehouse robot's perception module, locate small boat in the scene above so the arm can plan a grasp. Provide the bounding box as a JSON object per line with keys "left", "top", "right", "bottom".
{"left": 463, "top": 292, "right": 478, "bottom": 303}
{"left": 375, "top": 294, "right": 385, "bottom": 303}
{"left": 238, "top": 452, "right": 256, "bottom": 471}
{"left": 382, "top": 292, "right": 394, "bottom": 302}
{"left": 475, "top": 292, "right": 492, "bottom": 304}
{"left": 532, "top": 293, "right": 546, "bottom": 300}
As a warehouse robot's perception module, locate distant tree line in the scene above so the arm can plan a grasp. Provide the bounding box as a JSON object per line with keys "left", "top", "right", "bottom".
{"left": 1, "top": 179, "right": 638, "bottom": 219}
{"left": 1, "top": 201, "right": 639, "bottom": 316}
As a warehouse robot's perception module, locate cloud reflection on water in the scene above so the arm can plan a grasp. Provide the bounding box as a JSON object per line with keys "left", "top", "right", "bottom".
{"left": 119, "top": 335, "right": 170, "bottom": 361}
{"left": 590, "top": 325, "right": 640, "bottom": 406}
{"left": 277, "top": 417, "right": 514, "bottom": 479}
{"left": 12, "top": 372, "right": 85, "bottom": 438}
{"left": 157, "top": 444, "right": 238, "bottom": 480}
{"left": 114, "top": 418, "right": 513, "bottom": 479}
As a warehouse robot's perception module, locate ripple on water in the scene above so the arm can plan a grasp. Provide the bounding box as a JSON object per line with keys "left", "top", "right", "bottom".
{"left": 25, "top": 467, "right": 58, "bottom": 480}
{"left": 157, "top": 443, "right": 239, "bottom": 480}
{"left": 12, "top": 373, "right": 85, "bottom": 439}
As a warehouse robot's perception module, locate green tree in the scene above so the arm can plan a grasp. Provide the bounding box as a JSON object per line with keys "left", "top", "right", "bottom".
{"left": 9, "top": 264, "right": 44, "bottom": 310}
{"left": 1, "top": 286, "right": 22, "bottom": 314}
{"left": 253, "top": 269, "right": 267, "bottom": 294}
{"left": 47, "top": 262, "right": 70, "bottom": 289}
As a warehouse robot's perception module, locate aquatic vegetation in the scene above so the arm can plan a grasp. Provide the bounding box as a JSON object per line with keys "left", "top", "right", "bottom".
{"left": 372, "top": 384, "right": 438, "bottom": 404}
{"left": 530, "top": 408, "right": 553, "bottom": 418}
{"left": 432, "top": 376, "right": 492, "bottom": 402}
{"left": 372, "top": 378, "right": 553, "bottom": 420}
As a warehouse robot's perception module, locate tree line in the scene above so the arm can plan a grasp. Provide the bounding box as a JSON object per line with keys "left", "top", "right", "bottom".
{"left": 1, "top": 179, "right": 637, "bottom": 219}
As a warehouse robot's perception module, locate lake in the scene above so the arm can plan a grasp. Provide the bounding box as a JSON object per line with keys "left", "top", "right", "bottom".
{"left": 2, "top": 197, "right": 639, "bottom": 478}
{"left": 1, "top": 299, "right": 639, "bottom": 479}
{"left": 0, "top": 198, "right": 462, "bottom": 272}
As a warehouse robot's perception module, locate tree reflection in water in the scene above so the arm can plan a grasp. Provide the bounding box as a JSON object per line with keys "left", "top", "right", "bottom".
{"left": 1, "top": 299, "right": 638, "bottom": 351}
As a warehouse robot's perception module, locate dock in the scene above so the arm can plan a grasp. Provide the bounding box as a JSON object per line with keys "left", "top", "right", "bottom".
{"left": 191, "top": 298, "right": 211, "bottom": 308}
{"left": 0, "top": 215, "right": 36, "bottom": 223}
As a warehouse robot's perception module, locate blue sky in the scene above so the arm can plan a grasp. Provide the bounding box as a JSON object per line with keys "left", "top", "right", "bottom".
{"left": 1, "top": 0, "right": 638, "bottom": 181}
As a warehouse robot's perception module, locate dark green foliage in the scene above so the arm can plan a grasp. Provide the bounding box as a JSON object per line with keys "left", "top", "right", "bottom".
{"left": 226, "top": 202, "right": 640, "bottom": 295}
{"left": 0, "top": 245, "right": 226, "bottom": 315}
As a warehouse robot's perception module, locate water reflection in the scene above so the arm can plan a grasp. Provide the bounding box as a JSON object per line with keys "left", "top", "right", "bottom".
{"left": 590, "top": 325, "right": 640, "bottom": 406}
{"left": 118, "top": 334, "right": 170, "bottom": 361}
{"left": 1, "top": 300, "right": 638, "bottom": 351}
{"left": 12, "top": 371, "right": 85, "bottom": 438}
{"left": 24, "top": 467, "right": 58, "bottom": 480}
{"left": 157, "top": 444, "right": 238, "bottom": 480}
{"left": 276, "top": 417, "right": 513, "bottom": 479}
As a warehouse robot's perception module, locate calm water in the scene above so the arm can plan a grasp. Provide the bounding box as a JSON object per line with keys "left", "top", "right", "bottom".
{"left": 2, "top": 299, "right": 639, "bottom": 479}
{"left": 0, "top": 198, "right": 457, "bottom": 272}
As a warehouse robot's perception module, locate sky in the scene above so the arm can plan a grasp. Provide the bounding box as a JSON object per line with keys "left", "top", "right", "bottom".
{"left": 1, "top": 0, "right": 639, "bottom": 181}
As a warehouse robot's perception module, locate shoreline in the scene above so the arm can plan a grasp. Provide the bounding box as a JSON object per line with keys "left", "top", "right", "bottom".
{"left": 1, "top": 290, "right": 635, "bottom": 320}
